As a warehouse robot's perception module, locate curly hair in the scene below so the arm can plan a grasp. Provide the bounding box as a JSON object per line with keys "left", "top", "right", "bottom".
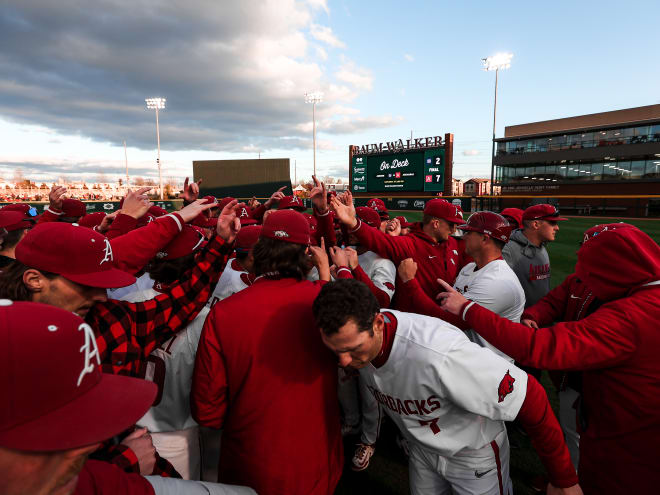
{"left": 312, "top": 279, "right": 379, "bottom": 336}
{"left": 252, "top": 237, "right": 310, "bottom": 280}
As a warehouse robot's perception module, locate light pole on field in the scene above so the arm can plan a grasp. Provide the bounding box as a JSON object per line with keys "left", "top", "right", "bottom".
{"left": 304, "top": 91, "right": 323, "bottom": 177}
{"left": 145, "top": 97, "right": 166, "bottom": 199}
{"left": 482, "top": 53, "right": 512, "bottom": 208}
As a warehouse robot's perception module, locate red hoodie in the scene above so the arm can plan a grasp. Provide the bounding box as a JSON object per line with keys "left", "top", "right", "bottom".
{"left": 350, "top": 219, "right": 467, "bottom": 308}
{"left": 461, "top": 226, "right": 660, "bottom": 495}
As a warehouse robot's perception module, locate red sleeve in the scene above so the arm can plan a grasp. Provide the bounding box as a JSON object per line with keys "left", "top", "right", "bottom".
{"left": 335, "top": 266, "right": 354, "bottom": 279}
{"left": 516, "top": 376, "right": 579, "bottom": 488}
{"left": 351, "top": 219, "right": 413, "bottom": 264}
{"left": 91, "top": 441, "right": 139, "bottom": 473}
{"left": 110, "top": 213, "right": 184, "bottom": 274}
{"left": 191, "top": 307, "right": 229, "bottom": 429}
{"left": 105, "top": 213, "right": 138, "bottom": 240}
{"left": 37, "top": 206, "right": 63, "bottom": 224}
{"left": 522, "top": 274, "right": 574, "bottom": 326}
{"left": 314, "top": 209, "right": 337, "bottom": 247}
{"left": 74, "top": 460, "right": 154, "bottom": 495}
{"left": 352, "top": 265, "right": 391, "bottom": 307}
{"left": 397, "top": 278, "right": 470, "bottom": 330}
{"left": 464, "top": 302, "right": 637, "bottom": 370}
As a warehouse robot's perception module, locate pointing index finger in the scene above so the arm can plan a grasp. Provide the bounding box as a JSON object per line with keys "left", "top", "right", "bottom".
{"left": 437, "top": 278, "right": 454, "bottom": 292}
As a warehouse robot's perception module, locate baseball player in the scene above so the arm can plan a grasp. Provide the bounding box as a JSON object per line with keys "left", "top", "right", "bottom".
{"left": 397, "top": 212, "right": 525, "bottom": 362}
{"left": 366, "top": 198, "right": 390, "bottom": 231}
{"left": 208, "top": 225, "right": 261, "bottom": 306}
{"left": 313, "top": 279, "right": 580, "bottom": 495}
{"left": 0, "top": 211, "right": 31, "bottom": 268}
{"left": 331, "top": 192, "right": 467, "bottom": 308}
{"left": 435, "top": 223, "right": 660, "bottom": 495}
{"left": 500, "top": 208, "right": 523, "bottom": 230}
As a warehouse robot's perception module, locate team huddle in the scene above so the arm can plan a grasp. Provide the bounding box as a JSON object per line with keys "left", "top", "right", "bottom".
{"left": 0, "top": 177, "right": 658, "bottom": 495}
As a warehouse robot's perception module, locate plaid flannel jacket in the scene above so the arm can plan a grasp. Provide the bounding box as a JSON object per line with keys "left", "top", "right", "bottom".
{"left": 86, "top": 234, "right": 232, "bottom": 377}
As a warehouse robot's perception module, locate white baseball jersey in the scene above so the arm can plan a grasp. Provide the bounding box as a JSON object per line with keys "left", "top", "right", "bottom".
{"left": 208, "top": 258, "right": 253, "bottom": 307}
{"left": 360, "top": 310, "right": 527, "bottom": 457}
{"left": 106, "top": 272, "right": 154, "bottom": 300}
{"left": 121, "top": 286, "right": 209, "bottom": 432}
{"left": 453, "top": 259, "right": 525, "bottom": 362}
{"left": 358, "top": 250, "right": 396, "bottom": 301}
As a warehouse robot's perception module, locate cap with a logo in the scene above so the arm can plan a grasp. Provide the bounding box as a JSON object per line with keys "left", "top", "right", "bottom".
{"left": 356, "top": 207, "right": 381, "bottom": 229}
{"left": 367, "top": 198, "right": 389, "bottom": 219}
{"left": 235, "top": 225, "right": 262, "bottom": 253}
{"left": 156, "top": 225, "right": 206, "bottom": 260}
{"left": 523, "top": 204, "right": 568, "bottom": 222}
{"left": 459, "top": 211, "right": 513, "bottom": 243}
{"left": 582, "top": 222, "right": 635, "bottom": 244}
{"left": 0, "top": 211, "right": 32, "bottom": 232}
{"left": 0, "top": 301, "right": 156, "bottom": 451}
{"left": 77, "top": 212, "right": 106, "bottom": 230}
{"left": 15, "top": 223, "right": 136, "bottom": 288}
{"left": 0, "top": 203, "right": 39, "bottom": 222}
{"left": 424, "top": 199, "right": 464, "bottom": 224}
{"left": 278, "top": 195, "right": 306, "bottom": 211}
{"left": 62, "top": 198, "right": 86, "bottom": 218}
{"left": 500, "top": 208, "right": 524, "bottom": 230}
{"left": 261, "top": 209, "right": 310, "bottom": 245}
{"left": 395, "top": 216, "right": 412, "bottom": 229}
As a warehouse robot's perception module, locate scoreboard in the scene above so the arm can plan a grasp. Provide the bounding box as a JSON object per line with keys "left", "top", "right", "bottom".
{"left": 351, "top": 148, "right": 445, "bottom": 193}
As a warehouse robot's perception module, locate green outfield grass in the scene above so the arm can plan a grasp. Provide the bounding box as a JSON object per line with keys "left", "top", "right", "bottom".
{"left": 334, "top": 213, "right": 659, "bottom": 494}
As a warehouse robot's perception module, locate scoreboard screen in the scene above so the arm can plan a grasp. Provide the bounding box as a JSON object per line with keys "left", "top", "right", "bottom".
{"left": 352, "top": 148, "right": 445, "bottom": 193}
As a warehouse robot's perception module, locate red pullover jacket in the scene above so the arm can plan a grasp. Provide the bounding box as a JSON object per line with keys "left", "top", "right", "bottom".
{"left": 349, "top": 220, "right": 466, "bottom": 308}
{"left": 191, "top": 277, "right": 343, "bottom": 495}
{"left": 460, "top": 227, "right": 660, "bottom": 495}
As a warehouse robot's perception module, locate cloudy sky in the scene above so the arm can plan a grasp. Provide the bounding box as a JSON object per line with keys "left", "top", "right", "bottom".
{"left": 1, "top": 0, "right": 659, "bottom": 184}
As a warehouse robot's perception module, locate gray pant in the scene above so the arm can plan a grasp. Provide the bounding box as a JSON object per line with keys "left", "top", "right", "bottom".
{"left": 146, "top": 476, "right": 257, "bottom": 495}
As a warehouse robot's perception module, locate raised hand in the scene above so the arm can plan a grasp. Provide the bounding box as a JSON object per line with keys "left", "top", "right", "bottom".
{"left": 435, "top": 279, "right": 468, "bottom": 314}
{"left": 522, "top": 319, "right": 539, "bottom": 329}
{"left": 310, "top": 175, "right": 328, "bottom": 214}
{"left": 264, "top": 186, "right": 287, "bottom": 208}
{"left": 181, "top": 177, "right": 203, "bottom": 203}
{"left": 308, "top": 237, "right": 330, "bottom": 281}
{"left": 330, "top": 195, "right": 357, "bottom": 229}
{"left": 97, "top": 210, "right": 120, "bottom": 233}
{"left": 48, "top": 185, "right": 67, "bottom": 211}
{"left": 329, "top": 246, "right": 348, "bottom": 268}
{"left": 344, "top": 246, "right": 359, "bottom": 269}
{"left": 216, "top": 199, "right": 242, "bottom": 243}
{"left": 397, "top": 258, "right": 418, "bottom": 283}
{"left": 121, "top": 187, "right": 153, "bottom": 219}
{"left": 177, "top": 198, "right": 218, "bottom": 223}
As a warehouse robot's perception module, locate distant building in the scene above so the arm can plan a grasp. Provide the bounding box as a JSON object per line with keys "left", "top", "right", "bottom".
{"left": 463, "top": 178, "right": 492, "bottom": 196}
{"left": 451, "top": 178, "right": 463, "bottom": 196}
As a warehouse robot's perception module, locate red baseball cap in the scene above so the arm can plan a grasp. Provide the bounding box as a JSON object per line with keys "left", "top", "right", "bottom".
{"left": 395, "top": 216, "right": 412, "bottom": 228}
{"left": 237, "top": 205, "right": 253, "bottom": 220}
{"left": 424, "top": 199, "right": 464, "bottom": 224}
{"left": 500, "top": 208, "right": 524, "bottom": 230}
{"left": 217, "top": 197, "right": 234, "bottom": 211}
{"left": 302, "top": 213, "right": 318, "bottom": 233}
{"left": 0, "top": 203, "right": 39, "bottom": 222}
{"left": 156, "top": 225, "right": 206, "bottom": 260}
{"left": 235, "top": 225, "right": 262, "bottom": 253}
{"left": 15, "top": 223, "right": 136, "bottom": 288}
{"left": 0, "top": 211, "right": 32, "bottom": 232}
{"left": 261, "top": 209, "right": 310, "bottom": 245}
{"left": 523, "top": 204, "right": 568, "bottom": 222}
{"left": 278, "top": 195, "right": 306, "bottom": 211}
{"left": 0, "top": 301, "right": 156, "bottom": 451}
{"left": 77, "top": 212, "right": 106, "bottom": 229}
{"left": 459, "top": 211, "right": 514, "bottom": 243}
{"left": 356, "top": 206, "right": 381, "bottom": 229}
{"left": 367, "top": 198, "right": 389, "bottom": 219}
{"left": 148, "top": 205, "right": 168, "bottom": 217}
{"left": 62, "top": 198, "right": 86, "bottom": 218}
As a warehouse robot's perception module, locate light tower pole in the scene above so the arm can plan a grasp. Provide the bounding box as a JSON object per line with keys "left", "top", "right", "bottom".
{"left": 145, "top": 97, "right": 166, "bottom": 199}
{"left": 304, "top": 91, "right": 323, "bottom": 177}
{"left": 482, "top": 53, "right": 512, "bottom": 208}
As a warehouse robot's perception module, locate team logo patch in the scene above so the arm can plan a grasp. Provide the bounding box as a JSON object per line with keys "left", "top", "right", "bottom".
{"left": 274, "top": 230, "right": 289, "bottom": 238}
{"left": 100, "top": 238, "right": 114, "bottom": 265}
{"left": 497, "top": 370, "right": 515, "bottom": 403}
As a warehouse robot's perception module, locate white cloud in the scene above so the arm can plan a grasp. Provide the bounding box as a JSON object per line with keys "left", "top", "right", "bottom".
{"left": 404, "top": 53, "right": 414, "bottom": 62}
{"left": 315, "top": 46, "right": 328, "bottom": 61}
{"left": 310, "top": 24, "right": 346, "bottom": 48}
{"left": 462, "top": 150, "right": 481, "bottom": 156}
{"left": 335, "top": 61, "right": 373, "bottom": 91}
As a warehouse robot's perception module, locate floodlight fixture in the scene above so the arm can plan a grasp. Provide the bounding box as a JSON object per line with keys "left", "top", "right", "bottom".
{"left": 145, "top": 97, "right": 166, "bottom": 199}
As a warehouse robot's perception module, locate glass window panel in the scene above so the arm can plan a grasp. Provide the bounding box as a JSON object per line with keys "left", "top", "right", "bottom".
{"left": 545, "top": 165, "right": 557, "bottom": 179}
{"left": 647, "top": 159, "right": 660, "bottom": 178}
{"left": 557, "top": 164, "right": 568, "bottom": 178}
{"left": 602, "top": 162, "right": 617, "bottom": 178}
{"left": 616, "top": 161, "right": 631, "bottom": 180}
{"left": 591, "top": 162, "right": 603, "bottom": 180}
{"left": 580, "top": 132, "right": 594, "bottom": 148}
{"left": 630, "top": 160, "right": 645, "bottom": 179}
{"left": 651, "top": 125, "right": 660, "bottom": 142}
{"left": 575, "top": 163, "right": 591, "bottom": 181}
{"left": 535, "top": 138, "right": 547, "bottom": 152}
{"left": 567, "top": 165, "right": 579, "bottom": 179}
{"left": 634, "top": 125, "right": 649, "bottom": 136}
{"left": 524, "top": 166, "right": 534, "bottom": 178}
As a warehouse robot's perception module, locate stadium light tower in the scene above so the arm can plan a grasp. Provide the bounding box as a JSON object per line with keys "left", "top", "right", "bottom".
{"left": 482, "top": 53, "right": 512, "bottom": 206}
{"left": 145, "top": 97, "right": 166, "bottom": 199}
{"left": 304, "top": 91, "right": 323, "bottom": 176}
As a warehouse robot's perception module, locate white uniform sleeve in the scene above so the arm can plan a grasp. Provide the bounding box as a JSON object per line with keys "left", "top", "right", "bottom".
{"left": 369, "top": 258, "right": 396, "bottom": 299}
{"left": 462, "top": 272, "right": 520, "bottom": 318}
{"left": 439, "top": 337, "right": 528, "bottom": 422}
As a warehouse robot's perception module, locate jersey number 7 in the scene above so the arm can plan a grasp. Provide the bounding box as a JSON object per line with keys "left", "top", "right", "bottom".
{"left": 418, "top": 418, "right": 441, "bottom": 435}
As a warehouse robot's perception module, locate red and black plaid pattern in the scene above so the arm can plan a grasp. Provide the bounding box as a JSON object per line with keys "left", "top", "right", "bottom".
{"left": 93, "top": 439, "right": 182, "bottom": 478}
{"left": 87, "top": 235, "right": 232, "bottom": 377}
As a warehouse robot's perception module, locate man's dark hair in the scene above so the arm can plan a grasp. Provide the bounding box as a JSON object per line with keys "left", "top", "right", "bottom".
{"left": 146, "top": 252, "right": 196, "bottom": 285}
{"left": 0, "top": 261, "right": 58, "bottom": 301}
{"left": 0, "top": 228, "right": 27, "bottom": 251}
{"left": 252, "top": 237, "right": 310, "bottom": 280}
{"left": 313, "top": 279, "right": 379, "bottom": 336}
